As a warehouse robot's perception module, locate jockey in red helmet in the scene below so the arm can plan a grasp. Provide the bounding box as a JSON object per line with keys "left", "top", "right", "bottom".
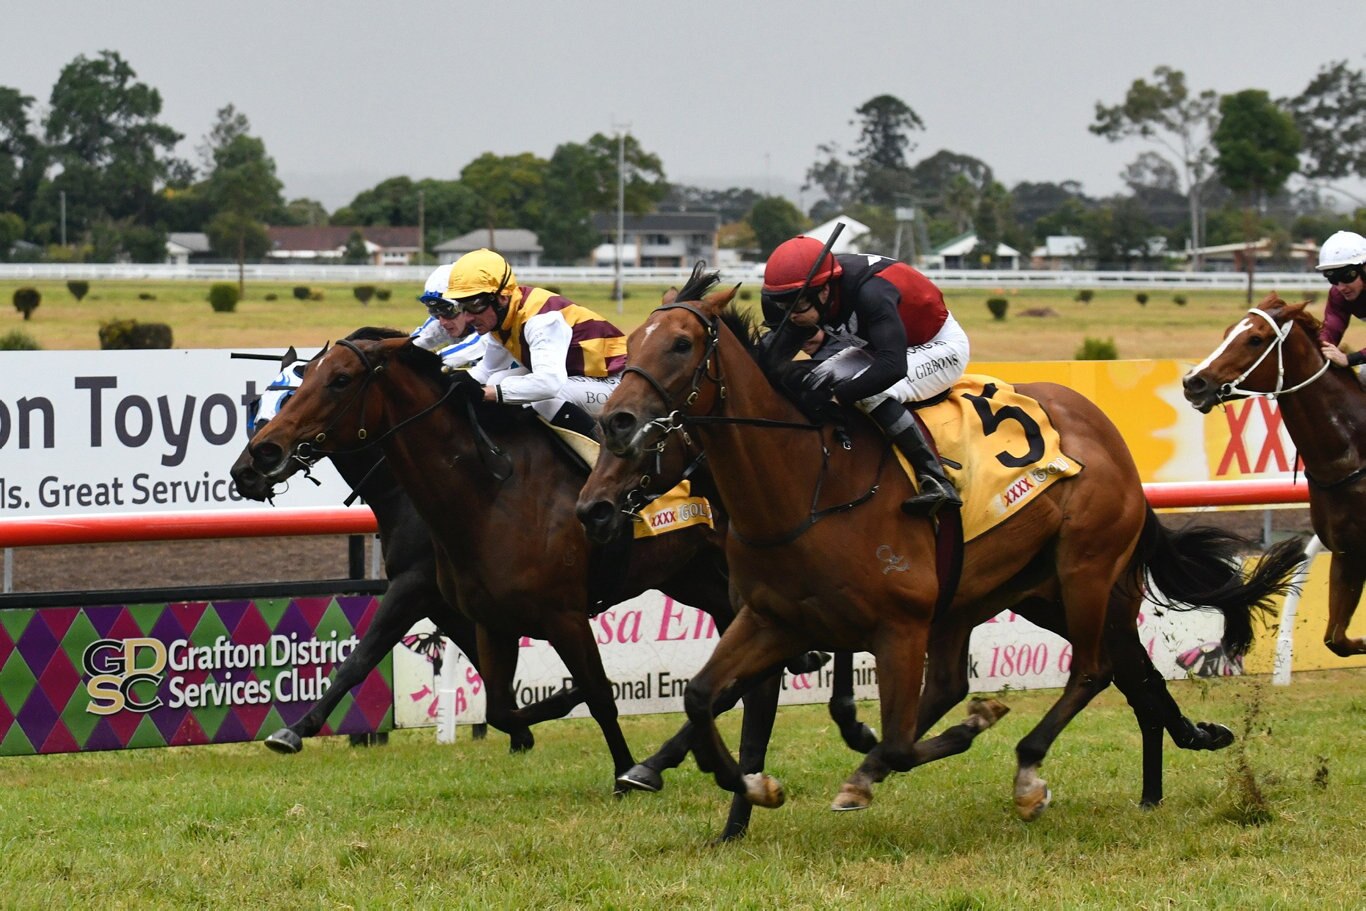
{"left": 762, "top": 235, "right": 967, "bottom": 518}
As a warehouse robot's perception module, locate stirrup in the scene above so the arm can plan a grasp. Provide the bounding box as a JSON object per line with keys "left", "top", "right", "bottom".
{"left": 900, "top": 479, "right": 962, "bottom": 518}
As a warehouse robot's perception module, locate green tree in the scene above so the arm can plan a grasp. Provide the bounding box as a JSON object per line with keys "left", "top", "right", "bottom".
{"left": 0, "top": 211, "right": 24, "bottom": 258}
{"left": 41, "top": 51, "right": 185, "bottom": 236}
{"left": 460, "top": 152, "right": 548, "bottom": 244}
{"left": 803, "top": 141, "right": 858, "bottom": 221}
{"left": 278, "top": 198, "right": 329, "bottom": 226}
{"left": 0, "top": 87, "right": 44, "bottom": 225}
{"left": 663, "top": 184, "right": 764, "bottom": 225}
{"left": 1091, "top": 66, "right": 1218, "bottom": 265}
{"left": 201, "top": 106, "right": 283, "bottom": 294}
{"left": 1283, "top": 60, "right": 1366, "bottom": 193}
{"left": 1213, "top": 89, "right": 1301, "bottom": 302}
{"left": 1079, "top": 197, "right": 1157, "bottom": 269}
{"left": 539, "top": 134, "right": 668, "bottom": 264}
{"left": 343, "top": 228, "right": 370, "bottom": 264}
{"left": 852, "top": 95, "right": 924, "bottom": 208}
{"left": 747, "top": 196, "right": 809, "bottom": 258}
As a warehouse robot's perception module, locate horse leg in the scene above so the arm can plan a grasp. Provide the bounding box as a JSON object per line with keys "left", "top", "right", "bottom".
{"left": 832, "top": 618, "right": 1008, "bottom": 811}
{"left": 265, "top": 576, "right": 426, "bottom": 754}
{"left": 1324, "top": 554, "right": 1366, "bottom": 656}
{"left": 683, "top": 609, "right": 806, "bottom": 810}
{"left": 473, "top": 625, "right": 540, "bottom": 753}
{"left": 1011, "top": 572, "right": 1116, "bottom": 821}
{"left": 829, "top": 652, "right": 878, "bottom": 753}
{"left": 541, "top": 615, "right": 638, "bottom": 794}
{"left": 717, "top": 671, "right": 783, "bottom": 842}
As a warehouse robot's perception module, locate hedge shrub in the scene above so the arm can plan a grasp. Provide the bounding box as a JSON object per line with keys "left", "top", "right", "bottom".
{"left": 0, "top": 329, "right": 40, "bottom": 350}
{"left": 208, "top": 283, "right": 239, "bottom": 312}
{"left": 986, "top": 297, "right": 1009, "bottom": 321}
{"left": 1075, "top": 337, "right": 1119, "bottom": 360}
{"left": 12, "top": 287, "right": 40, "bottom": 320}
{"left": 353, "top": 284, "right": 376, "bottom": 305}
{"left": 1135, "top": 292, "right": 1149, "bottom": 305}
{"left": 293, "top": 285, "right": 311, "bottom": 301}
{"left": 99, "top": 319, "right": 174, "bottom": 349}
{"left": 1173, "top": 294, "right": 1187, "bottom": 306}
{"left": 375, "top": 288, "right": 392, "bottom": 301}
{"left": 1075, "top": 289, "right": 1095, "bottom": 303}
{"left": 66, "top": 280, "right": 90, "bottom": 301}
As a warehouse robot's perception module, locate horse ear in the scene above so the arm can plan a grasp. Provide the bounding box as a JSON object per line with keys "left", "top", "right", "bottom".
{"left": 662, "top": 287, "right": 679, "bottom": 306}
{"left": 701, "top": 283, "right": 740, "bottom": 314}
{"left": 280, "top": 345, "right": 299, "bottom": 369}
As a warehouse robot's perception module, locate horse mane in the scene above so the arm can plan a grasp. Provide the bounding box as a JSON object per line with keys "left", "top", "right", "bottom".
{"left": 1261, "top": 294, "right": 1325, "bottom": 344}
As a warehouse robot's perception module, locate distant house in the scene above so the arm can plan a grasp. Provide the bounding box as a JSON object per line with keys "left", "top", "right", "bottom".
{"left": 806, "top": 215, "right": 871, "bottom": 255}
{"left": 265, "top": 226, "right": 421, "bottom": 265}
{"left": 923, "top": 231, "right": 1022, "bottom": 270}
{"left": 165, "top": 232, "right": 212, "bottom": 266}
{"left": 433, "top": 228, "right": 543, "bottom": 267}
{"left": 590, "top": 212, "right": 719, "bottom": 268}
{"left": 1182, "top": 238, "right": 1320, "bottom": 272}
{"left": 1030, "top": 235, "right": 1089, "bottom": 270}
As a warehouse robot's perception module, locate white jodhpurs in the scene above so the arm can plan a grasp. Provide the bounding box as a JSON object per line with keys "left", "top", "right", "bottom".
{"left": 527, "top": 374, "right": 622, "bottom": 420}
{"left": 857, "top": 313, "right": 969, "bottom": 412}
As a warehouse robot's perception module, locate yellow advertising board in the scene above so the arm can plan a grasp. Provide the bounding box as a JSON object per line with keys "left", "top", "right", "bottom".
{"left": 1243, "top": 552, "right": 1366, "bottom": 675}
{"left": 971, "top": 359, "right": 1301, "bottom": 485}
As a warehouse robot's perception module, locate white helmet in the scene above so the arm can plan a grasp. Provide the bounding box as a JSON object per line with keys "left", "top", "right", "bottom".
{"left": 1316, "top": 230, "right": 1366, "bottom": 271}
{"left": 420, "top": 263, "right": 455, "bottom": 304}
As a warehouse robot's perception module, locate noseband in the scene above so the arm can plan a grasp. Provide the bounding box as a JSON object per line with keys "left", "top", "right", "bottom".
{"left": 1215, "top": 307, "right": 1331, "bottom": 403}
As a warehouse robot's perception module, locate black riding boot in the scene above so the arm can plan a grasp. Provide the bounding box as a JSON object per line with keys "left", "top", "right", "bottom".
{"left": 549, "top": 401, "right": 601, "bottom": 441}
{"left": 867, "top": 399, "right": 962, "bottom": 518}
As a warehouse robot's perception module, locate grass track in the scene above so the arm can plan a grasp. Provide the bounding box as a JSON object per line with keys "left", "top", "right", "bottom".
{"left": 4, "top": 671, "right": 1366, "bottom": 908}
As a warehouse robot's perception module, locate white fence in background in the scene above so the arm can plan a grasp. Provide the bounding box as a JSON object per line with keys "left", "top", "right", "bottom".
{"left": 0, "top": 262, "right": 1329, "bottom": 291}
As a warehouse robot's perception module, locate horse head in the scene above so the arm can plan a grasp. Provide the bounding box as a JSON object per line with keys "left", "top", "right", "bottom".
{"left": 1182, "top": 293, "right": 1324, "bottom": 413}
{"left": 578, "top": 266, "right": 740, "bottom": 543}
{"left": 241, "top": 329, "right": 412, "bottom": 488}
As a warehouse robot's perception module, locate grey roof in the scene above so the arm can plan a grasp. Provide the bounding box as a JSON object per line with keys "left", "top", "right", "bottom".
{"left": 167, "top": 232, "right": 212, "bottom": 253}
{"left": 434, "top": 228, "right": 543, "bottom": 253}
{"left": 590, "top": 212, "right": 720, "bottom": 232}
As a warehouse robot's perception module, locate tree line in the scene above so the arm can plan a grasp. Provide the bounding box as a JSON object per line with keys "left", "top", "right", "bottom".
{"left": 1, "top": 51, "right": 1363, "bottom": 270}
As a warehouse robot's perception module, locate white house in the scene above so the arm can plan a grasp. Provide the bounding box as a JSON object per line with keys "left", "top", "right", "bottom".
{"left": 923, "top": 231, "right": 1022, "bottom": 270}
{"left": 805, "top": 215, "right": 871, "bottom": 255}
{"left": 165, "top": 232, "right": 212, "bottom": 266}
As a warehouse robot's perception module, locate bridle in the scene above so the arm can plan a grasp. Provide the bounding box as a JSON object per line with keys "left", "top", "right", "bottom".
{"left": 1212, "top": 306, "right": 1331, "bottom": 403}
{"left": 276, "top": 339, "right": 511, "bottom": 496}
{"left": 614, "top": 301, "right": 889, "bottom": 547}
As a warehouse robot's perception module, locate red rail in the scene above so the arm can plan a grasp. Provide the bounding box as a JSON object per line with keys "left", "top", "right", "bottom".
{"left": 0, "top": 479, "right": 1310, "bottom": 548}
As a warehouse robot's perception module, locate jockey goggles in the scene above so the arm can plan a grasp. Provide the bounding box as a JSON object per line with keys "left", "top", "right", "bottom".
{"left": 1323, "top": 265, "right": 1363, "bottom": 286}
{"left": 420, "top": 291, "right": 494, "bottom": 318}
{"left": 766, "top": 286, "right": 822, "bottom": 314}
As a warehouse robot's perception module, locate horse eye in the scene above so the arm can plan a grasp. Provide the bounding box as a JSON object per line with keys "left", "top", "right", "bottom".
{"left": 329, "top": 372, "right": 353, "bottom": 389}
{"left": 1248, "top": 336, "right": 1264, "bottom": 348}
{"left": 671, "top": 336, "right": 692, "bottom": 354}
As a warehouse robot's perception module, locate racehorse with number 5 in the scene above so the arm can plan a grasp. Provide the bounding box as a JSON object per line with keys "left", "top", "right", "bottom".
{"left": 578, "top": 266, "right": 1304, "bottom": 838}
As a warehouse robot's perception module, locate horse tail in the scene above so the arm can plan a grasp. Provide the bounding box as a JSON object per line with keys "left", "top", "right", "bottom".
{"left": 1132, "top": 506, "right": 1305, "bottom": 656}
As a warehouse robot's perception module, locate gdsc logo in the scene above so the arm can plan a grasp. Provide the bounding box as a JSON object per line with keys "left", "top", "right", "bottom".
{"left": 82, "top": 638, "right": 168, "bottom": 715}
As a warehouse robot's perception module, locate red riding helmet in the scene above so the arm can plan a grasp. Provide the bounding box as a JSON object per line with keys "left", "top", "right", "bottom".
{"left": 762, "top": 236, "right": 843, "bottom": 295}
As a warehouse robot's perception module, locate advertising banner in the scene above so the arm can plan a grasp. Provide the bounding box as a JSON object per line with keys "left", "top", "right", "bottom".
{"left": 0, "top": 594, "right": 392, "bottom": 756}
{"left": 0, "top": 348, "right": 356, "bottom": 519}
{"left": 393, "top": 591, "right": 1232, "bottom": 729}
{"left": 972, "top": 359, "right": 1296, "bottom": 485}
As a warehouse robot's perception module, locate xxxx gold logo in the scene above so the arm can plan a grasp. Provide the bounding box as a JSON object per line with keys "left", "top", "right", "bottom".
{"left": 82, "top": 638, "right": 168, "bottom": 715}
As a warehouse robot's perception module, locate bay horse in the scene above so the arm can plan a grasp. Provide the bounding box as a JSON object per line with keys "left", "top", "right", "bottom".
{"left": 1183, "top": 293, "right": 1363, "bottom": 655}
{"left": 235, "top": 329, "right": 870, "bottom": 826}
{"left": 578, "top": 270, "right": 1303, "bottom": 837}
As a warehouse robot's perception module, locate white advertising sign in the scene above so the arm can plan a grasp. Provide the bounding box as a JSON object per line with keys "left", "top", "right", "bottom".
{"left": 393, "top": 591, "right": 1230, "bottom": 729}
{"left": 0, "top": 349, "right": 356, "bottom": 518}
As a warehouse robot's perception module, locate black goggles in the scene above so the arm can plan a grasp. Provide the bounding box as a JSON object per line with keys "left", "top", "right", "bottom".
{"left": 767, "top": 287, "right": 822, "bottom": 313}
{"left": 454, "top": 293, "right": 495, "bottom": 314}
{"left": 1323, "top": 265, "right": 1363, "bottom": 286}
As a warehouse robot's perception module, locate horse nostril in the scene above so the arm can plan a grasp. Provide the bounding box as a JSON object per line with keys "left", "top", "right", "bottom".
{"left": 253, "top": 441, "right": 285, "bottom": 471}
{"left": 1182, "top": 375, "right": 1206, "bottom": 395}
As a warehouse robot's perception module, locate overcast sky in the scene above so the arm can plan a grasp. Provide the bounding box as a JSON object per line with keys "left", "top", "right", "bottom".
{"left": 6, "top": 0, "right": 1364, "bottom": 212}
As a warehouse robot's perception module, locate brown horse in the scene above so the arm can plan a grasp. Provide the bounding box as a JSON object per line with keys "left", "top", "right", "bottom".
{"left": 236, "top": 328, "right": 870, "bottom": 831}
{"left": 579, "top": 270, "right": 1303, "bottom": 836}
{"left": 1184, "top": 293, "right": 1363, "bottom": 655}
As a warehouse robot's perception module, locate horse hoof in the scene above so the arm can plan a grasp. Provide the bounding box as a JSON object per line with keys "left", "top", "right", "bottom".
{"left": 509, "top": 730, "right": 534, "bottom": 753}
{"left": 1014, "top": 783, "right": 1052, "bottom": 821}
{"left": 742, "top": 773, "right": 785, "bottom": 808}
{"left": 1196, "top": 722, "right": 1234, "bottom": 751}
{"left": 968, "top": 697, "right": 1011, "bottom": 729}
{"left": 470, "top": 723, "right": 488, "bottom": 741}
{"left": 1139, "top": 797, "right": 1163, "bottom": 811}
{"left": 831, "top": 783, "right": 872, "bottom": 811}
{"left": 264, "top": 730, "right": 303, "bottom": 754}
{"left": 616, "top": 764, "right": 664, "bottom": 793}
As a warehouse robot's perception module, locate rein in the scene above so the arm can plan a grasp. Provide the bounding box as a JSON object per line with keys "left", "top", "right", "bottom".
{"left": 295, "top": 339, "right": 512, "bottom": 489}
{"left": 632, "top": 301, "right": 887, "bottom": 546}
